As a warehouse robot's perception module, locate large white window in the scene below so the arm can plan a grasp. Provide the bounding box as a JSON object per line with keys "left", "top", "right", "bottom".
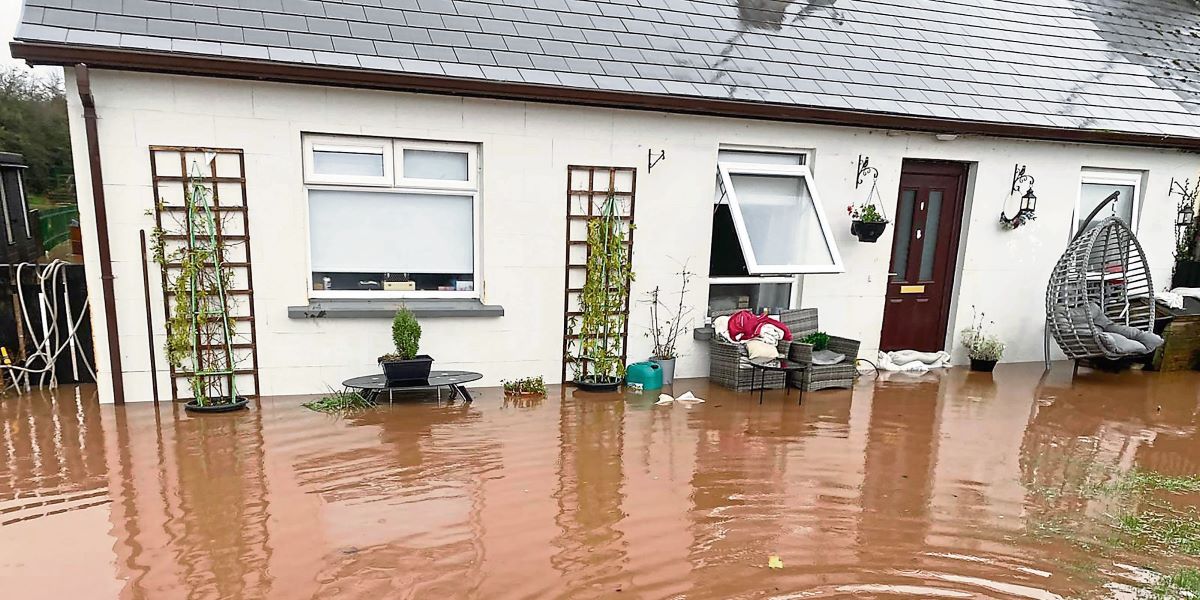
{"left": 709, "top": 147, "right": 839, "bottom": 313}
{"left": 303, "top": 135, "right": 479, "bottom": 298}
{"left": 1074, "top": 168, "right": 1144, "bottom": 236}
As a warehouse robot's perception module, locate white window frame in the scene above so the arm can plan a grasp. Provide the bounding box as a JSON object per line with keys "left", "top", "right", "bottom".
{"left": 302, "top": 134, "right": 481, "bottom": 299}
{"left": 396, "top": 140, "right": 478, "bottom": 191}
{"left": 303, "top": 134, "right": 393, "bottom": 186}
{"left": 707, "top": 275, "right": 801, "bottom": 311}
{"left": 716, "top": 161, "right": 844, "bottom": 274}
{"left": 1073, "top": 168, "right": 1143, "bottom": 236}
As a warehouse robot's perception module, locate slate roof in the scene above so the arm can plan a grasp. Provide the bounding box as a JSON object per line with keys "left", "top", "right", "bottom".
{"left": 12, "top": 0, "right": 1200, "bottom": 141}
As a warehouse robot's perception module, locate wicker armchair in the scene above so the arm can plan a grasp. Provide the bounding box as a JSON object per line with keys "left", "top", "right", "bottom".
{"left": 708, "top": 309, "right": 808, "bottom": 392}
{"left": 785, "top": 309, "right": 860, "bottom": 392}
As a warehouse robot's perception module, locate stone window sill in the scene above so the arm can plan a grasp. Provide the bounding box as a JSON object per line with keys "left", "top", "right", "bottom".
{"left": 288, "top": 298, "right": 504, "bottom": 319}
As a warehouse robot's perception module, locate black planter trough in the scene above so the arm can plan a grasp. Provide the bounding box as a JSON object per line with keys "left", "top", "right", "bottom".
{"left": 969, "top": 359, "right": 997, "bottom": 373}
{"left": 1174, "top": 260, "right": 1200, "bottom": 289}
{"left": 851, "top": 220, "right": 888, "bottom": 243}
{"left": 185, "top": 397, "right": 250, "bottom": 413}
{"left": 574, "top": 376, "right": 622, "bottom": 392}
{"left": 381, "top": 355, "right": 434, "bottom": 384}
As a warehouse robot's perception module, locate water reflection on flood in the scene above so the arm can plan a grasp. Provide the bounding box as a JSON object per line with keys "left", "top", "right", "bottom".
{"left": 2, "top": 363, "right": 1199, "bottom": 599}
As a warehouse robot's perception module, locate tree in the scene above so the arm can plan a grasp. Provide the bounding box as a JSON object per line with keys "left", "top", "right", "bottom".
{"left": 0, "top": 67, "right": 72, "bottom": 199}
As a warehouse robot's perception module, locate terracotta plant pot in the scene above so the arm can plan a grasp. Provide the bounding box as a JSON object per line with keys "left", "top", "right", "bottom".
{"left": 380, "top": 355, "right": 434, "bottom": 383}
{"left": 851, "top": 220, "right": 888, "bottom": 243}
{"left": 969, "top": 358, "right": 998, "bottom": 372}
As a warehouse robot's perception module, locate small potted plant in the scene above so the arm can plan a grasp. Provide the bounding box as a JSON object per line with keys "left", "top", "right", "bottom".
{"left": 960, "top": 308, "right": 1005, "bottom": 372}
{"left": 848, "top": 201, "right": 889, "bottom": 243}
{"left": 645, "top": 268, "right": 693, "bottom": 385}
{"left": 379, "top": 306, "right": 433, "bottom": 383}
{"left": 502, "top": 376, "right": 547, "bottom": 396}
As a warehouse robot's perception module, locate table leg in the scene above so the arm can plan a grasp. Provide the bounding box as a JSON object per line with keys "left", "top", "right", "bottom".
{"left": 455, "top": 385, "right": 473, "bottom": 403}
{"left": 757, "top": 370, "right": 765, "bottom": 405}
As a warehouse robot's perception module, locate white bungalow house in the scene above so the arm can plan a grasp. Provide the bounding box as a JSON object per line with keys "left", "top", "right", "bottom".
{"left": 10, "top": 0, "right": 1200, "bottom": 404}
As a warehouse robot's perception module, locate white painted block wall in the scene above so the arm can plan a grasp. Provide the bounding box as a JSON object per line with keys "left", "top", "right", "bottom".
{"left": 65, "top": 70, "right": 1196, "bottom": 404}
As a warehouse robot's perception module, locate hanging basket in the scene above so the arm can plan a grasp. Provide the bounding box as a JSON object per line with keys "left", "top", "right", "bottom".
{"left": 851, "top": 220, "right": 888, "bottom": 243}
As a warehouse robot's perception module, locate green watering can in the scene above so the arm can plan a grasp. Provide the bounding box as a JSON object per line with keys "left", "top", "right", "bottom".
{"left": 625, "top": 361, "right": 663, "bottom": 391}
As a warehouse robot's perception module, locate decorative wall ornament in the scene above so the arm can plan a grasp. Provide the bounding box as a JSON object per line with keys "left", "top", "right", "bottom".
{"left": 855, "top": 154, "right": 879, "bottom": 189}
{"left": 647, "top": 148, "right": 666, "bottom": 172}
{"left": 849, "top": 155, "right": 889, "bottom": 242}
{"left": 1000, "top": 164, "right": 1038, "bottom": 230}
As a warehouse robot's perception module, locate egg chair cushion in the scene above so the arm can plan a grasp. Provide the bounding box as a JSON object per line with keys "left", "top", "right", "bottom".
{"left": 1092, "top": 304, "right": 1164, "bottom": 353}
{"left": 1096, "top": 331, "right": 1150, "bottom": 355}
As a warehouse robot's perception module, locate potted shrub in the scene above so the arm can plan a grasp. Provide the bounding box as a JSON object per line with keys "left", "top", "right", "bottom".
{"left": 502, "top": 376, "right": 546, "bottom": 396}
{"left": 570, "top": 189, "right": 634, "bottom": 392}
{"left": 847, "top": 202, "right": 889, "bottom": 243}
{"left": 645, "top": 268, "right": 693, "bottom": 385}
{"left": 960, "top": 308, "right": 1005, "bottom": 372}
{"left": 379, "top": 306, "right": 433, "bottom": 383}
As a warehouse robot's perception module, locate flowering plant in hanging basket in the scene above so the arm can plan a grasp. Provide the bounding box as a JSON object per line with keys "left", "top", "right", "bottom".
{"left": 847, "top": 202, "right": 889, "bottom": 243}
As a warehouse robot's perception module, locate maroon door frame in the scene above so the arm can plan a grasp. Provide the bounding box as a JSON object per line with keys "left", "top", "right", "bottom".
{"left": 879, "top": 160, "right": 969, "bottom": 352}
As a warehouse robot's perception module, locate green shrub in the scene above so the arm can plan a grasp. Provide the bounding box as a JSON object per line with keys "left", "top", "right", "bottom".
{"left": 503, "top": 376, "right": 547, "bottom": 396}
{"left": 800, "top": 331, "right": 830, "bottom": 351}
{"left": 380, "top": 306, "right": 421, "bottom": 362}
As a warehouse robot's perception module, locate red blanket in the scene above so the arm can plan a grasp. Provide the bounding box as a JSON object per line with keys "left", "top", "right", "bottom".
{"left": 727, "top": 310, "right": 793, "bottom": 342}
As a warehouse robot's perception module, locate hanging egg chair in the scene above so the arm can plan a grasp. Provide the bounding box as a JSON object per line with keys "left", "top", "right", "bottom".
{"left": 1045, "top": 214, "right": 1157, "bottom": 363}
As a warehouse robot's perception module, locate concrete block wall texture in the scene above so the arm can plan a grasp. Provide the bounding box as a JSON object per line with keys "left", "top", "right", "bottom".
{"left": 66, "top": 70, "right": 1196, "bottom": 404}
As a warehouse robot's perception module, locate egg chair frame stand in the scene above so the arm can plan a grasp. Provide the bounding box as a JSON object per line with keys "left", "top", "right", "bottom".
{"left": 1043, "top": 191, "right": 1156, "bottom": 371}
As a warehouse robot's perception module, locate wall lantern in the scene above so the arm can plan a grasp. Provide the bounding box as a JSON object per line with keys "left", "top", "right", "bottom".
{"left": 1000, "top": 164, "right": 1037, "bottom": 230}
{"left": 1171, "top": 177, "right": 1198, "bottom": 261}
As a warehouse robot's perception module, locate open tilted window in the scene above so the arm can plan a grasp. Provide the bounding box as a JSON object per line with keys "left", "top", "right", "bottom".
{"left": 715, "top": 161, "right": 842, "bottom": 274}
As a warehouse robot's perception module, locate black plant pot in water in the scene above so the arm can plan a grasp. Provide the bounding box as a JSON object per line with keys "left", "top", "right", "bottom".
{"left": 574, "top": 375, "right": 622, "bottom": 392}
{"left": 381, "top": 355, "right": 434, "bottom": 383}
{"left": 185, "top": 397, "right": 250, "bottom": 413}
{"left": 970, "top": 359, "right": 998, "bottom": 372}
{"left": 851, "top": 220, "right": 888, "bottom": 243}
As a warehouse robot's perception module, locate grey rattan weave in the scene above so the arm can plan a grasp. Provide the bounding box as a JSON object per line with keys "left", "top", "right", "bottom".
{"left": 1045, "top": 216, "right": 1155, "bottom": 362}
{"left": 708, "top": 309, "right": 805, "bottom": 392}
{"left": 708, "top": 308, "right": 861, "bottom": 393}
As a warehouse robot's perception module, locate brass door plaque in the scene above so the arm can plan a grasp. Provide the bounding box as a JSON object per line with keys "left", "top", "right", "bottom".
{"left": 899, "top": 285, "right": 926, "bottom": 294}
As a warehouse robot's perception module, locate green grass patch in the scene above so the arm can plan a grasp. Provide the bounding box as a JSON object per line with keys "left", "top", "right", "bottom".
{"left": 302, "top": 389, "right": 376, "bottom": 414}
{"left": 1112, "top": 508, "right": 1200, "bottom": 555}
{"left": 1149, "top": 567, "right": 1200, "bottom": 599}
{"left": 1112, "top": 470, "right": 1200, "bottom": 495}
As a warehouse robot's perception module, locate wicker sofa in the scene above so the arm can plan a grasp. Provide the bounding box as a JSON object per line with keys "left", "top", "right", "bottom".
{"left": 708, "top": 308, "right": 861, "bottom": 393}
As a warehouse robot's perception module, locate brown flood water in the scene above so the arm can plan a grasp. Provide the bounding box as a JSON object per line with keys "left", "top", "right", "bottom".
{"left": 2, "top": 363, "right": 1199, "bottom": 599}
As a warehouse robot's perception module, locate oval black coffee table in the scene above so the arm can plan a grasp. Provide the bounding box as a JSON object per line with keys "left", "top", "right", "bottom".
{"left": 343, "top": 371, "right": 483, "bottom": 403}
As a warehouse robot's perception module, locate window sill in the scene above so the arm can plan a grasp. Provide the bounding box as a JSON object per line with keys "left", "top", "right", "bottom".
{"left": 288, "top": 298, "right": 504, "bottom": 319}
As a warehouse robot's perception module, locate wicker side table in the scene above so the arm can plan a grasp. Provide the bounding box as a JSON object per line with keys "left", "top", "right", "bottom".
{"left": 1151, "top": 299, "right": 1200, "bottom": 371}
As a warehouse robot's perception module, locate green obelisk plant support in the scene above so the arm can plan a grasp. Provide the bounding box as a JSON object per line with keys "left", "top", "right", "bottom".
{"left": 152, "top": 162, "right": 245, "bottom": 411}
{"left": 571, "top": 189, "right": 634, "bottom": 391}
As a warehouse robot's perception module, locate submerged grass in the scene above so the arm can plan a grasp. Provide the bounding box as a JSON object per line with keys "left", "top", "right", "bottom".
{"left": 1149, "top": 567, "right": 1200, "bottom": 599}
{"left": 1112, "top": 507, "right": 1200, "bottom": 556}
{"left": 302, "top": 389, "right": 376, "bottom": 415}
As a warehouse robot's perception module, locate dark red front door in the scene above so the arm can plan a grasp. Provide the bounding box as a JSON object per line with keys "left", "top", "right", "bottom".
{"left": 880, "top": 160, "right": 968, "bottom": 352}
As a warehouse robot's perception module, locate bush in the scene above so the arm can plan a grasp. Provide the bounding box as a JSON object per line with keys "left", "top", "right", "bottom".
{"left": 380, "top": 306, "right": 420, "bottom": 362}
{"left": 800, "top": 331, "right": 830, "bottom": 351}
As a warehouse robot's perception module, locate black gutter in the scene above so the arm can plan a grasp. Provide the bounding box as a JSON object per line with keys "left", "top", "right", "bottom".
{"left": 75, "top": 63, "right": 125, "bottom": 405}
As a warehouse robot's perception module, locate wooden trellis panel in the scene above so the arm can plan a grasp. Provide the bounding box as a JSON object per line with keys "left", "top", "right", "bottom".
{"left": 561, "top": 165, "right": 637, "bottom": 383}
{"left": 149, "top": 146, "right": 260, "bottom": 401}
